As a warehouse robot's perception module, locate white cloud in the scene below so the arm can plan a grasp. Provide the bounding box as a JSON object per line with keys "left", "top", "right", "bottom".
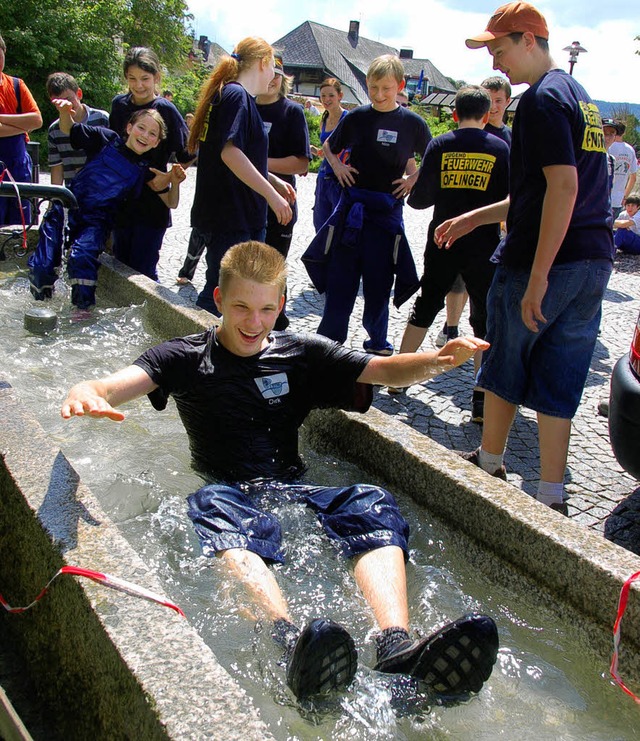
{"left": 188, "top": 0, "right": 640, "bottom": 103}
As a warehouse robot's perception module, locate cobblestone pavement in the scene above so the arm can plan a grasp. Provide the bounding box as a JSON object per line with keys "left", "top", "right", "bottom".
{"left": 155, "top": 168, "right": 637, "bottom": 534}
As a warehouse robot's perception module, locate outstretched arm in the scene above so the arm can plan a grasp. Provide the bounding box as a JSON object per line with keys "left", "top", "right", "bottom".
{"left": 434, "top": 198, "right": 509, "bottom": 249}
{"left": 357, "top": 337, "right": 489, "bottom": 387}
{"left": 61, "top": 365, "right": 157, "bottom": 422}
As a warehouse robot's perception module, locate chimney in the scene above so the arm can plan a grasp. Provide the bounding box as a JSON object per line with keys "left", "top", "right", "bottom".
{"left": 348, "top": 20, "right": 360, "bottom": 44}
{"left": 399, "top": 48, "right": 413, "bottom": 59}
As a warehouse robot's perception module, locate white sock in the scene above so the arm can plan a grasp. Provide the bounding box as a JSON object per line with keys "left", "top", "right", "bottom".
{"left": 536, "top": 481, "right": 564, "bottom": 506}
{"left": 478, "top": 448, "right": 504, "bottom": 475}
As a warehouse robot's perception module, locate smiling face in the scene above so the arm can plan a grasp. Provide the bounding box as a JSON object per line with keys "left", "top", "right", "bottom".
{"left": 125, "top": 114, "right": 162, "bottom": 155}
{"left": 214, "top": 276, "right": 284, "bottom": 357}
{"left": 367, "top": 74, "right": 402, "bottom": 113}
{"left": 487, "top": 88, "right": 510, "bottom": 127}
{"left": 125, "top": 64, "right": 159, "bottom": 105}
{"left": 320, "top": 85, "right": 343, "bottom": 112}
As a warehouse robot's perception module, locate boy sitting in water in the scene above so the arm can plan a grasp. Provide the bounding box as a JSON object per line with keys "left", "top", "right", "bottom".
{"left": 61, "top": 240, "right": 498, "bottom": 701}
{"left": 30, "top": 99, "right": 185, "bottom": 310}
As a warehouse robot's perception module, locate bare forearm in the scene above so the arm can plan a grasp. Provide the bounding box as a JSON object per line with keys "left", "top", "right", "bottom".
{"left": 267, "top": 155, "right": 308, "bottom": 176}
{"left": 624, "top": 172, "right": 637, "bottom": 201}
{"left": 358, "top": 337, "right": 488, "bottom": 386}
{"left": 50, "top": 165, "right": 64, "bottom": 186}
{"left": 0, "top": 111, "right": 42, "bottom": 132}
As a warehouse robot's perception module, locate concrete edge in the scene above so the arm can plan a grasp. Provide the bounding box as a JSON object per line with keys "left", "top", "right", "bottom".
{"left": 0, "top": 382, "right": 273, "bottom": 741}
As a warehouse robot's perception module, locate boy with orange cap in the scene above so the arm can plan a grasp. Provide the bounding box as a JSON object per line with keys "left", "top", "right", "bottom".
{"left": 436, "top": 3, "right": 614, "bottom": 515}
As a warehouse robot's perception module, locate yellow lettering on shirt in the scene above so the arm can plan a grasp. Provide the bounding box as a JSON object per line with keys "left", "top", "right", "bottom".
{"left": 579, "top": 101, "right": 606, "bottom": 153}
{"left": 441, "top": 152, "right": 496, "bottom": 190}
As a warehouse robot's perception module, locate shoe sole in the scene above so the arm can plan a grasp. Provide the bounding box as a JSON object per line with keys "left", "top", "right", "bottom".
{"left": 375, "top": 613, "right": 499, "bottom": 696}
{"left": 286, "top": 619, "right": 358, "bottom": 698}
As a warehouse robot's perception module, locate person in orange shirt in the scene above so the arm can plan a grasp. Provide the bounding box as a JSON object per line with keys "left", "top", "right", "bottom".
{"left": 0, "top": 33, "right": 42, "bottom": 226}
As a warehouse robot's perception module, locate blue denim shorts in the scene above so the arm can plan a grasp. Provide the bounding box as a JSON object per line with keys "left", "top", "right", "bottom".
{"left": 478, "top": 259, "right": 612, "bottom": 418}
{"left": 186, "top": 481, "right": 410, "bottom": 564}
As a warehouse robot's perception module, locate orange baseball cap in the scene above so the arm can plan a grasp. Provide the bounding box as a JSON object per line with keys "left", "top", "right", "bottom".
{"left": 466, "top": 2, "right": 549, "bottom": 49}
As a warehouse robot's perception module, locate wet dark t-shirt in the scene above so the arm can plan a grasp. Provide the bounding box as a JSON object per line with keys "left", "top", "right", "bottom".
{"left": 328, "top": 104, "right": 431, "bottom": 193}
{"left": 133, "top": 330, "right": 372, "bottom": 481}
{"left": 495, "top": 69, "right": 614, "bottom": 268}
{"left": 408, "top": 128, "right": 509, "bottom": 253}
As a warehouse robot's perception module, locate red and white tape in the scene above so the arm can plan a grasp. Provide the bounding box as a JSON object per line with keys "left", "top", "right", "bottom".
{"left": 610, "top": 569, "right": 640, "bottom": 704}
{"left": 0, "top": 565, "right": 185, "bottom": 617}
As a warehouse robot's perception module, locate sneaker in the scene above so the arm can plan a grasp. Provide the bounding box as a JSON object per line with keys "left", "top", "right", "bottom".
{"left": 446, "top": 325, "right": 459, "bottom": 341}
{"left": 286, "top": 619, "right": 358, "bottom": 699}
{"left": 375, "top": 614, "right": 499, "bottom": 696}
{"left": 549, "top": 501, "right": 569, "bottom": 517}
{"left": 435, "top": 322, "right": 448, "bottom": 348}
{"left": 175, "top": 276, "right": 190, "bottom": 285}
{"left": 471, "top": 391, "right": 484, "bottom": 425}
{"left": 364, "top": 344, "right": 394, "bottom": 356}
{"left": 456, "top": 448, "right": 507, "bottom": 481}
{"left": 387, "top": 386, "right": 408, "bottom": 396}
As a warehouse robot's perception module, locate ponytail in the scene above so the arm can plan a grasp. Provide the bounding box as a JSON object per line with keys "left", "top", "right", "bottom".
{"left": 188, "top": 36, "right": 273, "bottom": 154}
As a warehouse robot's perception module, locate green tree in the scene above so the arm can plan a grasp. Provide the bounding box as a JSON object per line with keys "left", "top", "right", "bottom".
{"left": 611, "top": 105, "right": 640, "bottom": 149}
{"left": 0, "top": 0, "right": 192, "bottom": 117}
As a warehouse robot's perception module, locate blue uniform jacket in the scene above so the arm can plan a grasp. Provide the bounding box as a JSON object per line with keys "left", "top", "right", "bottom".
{"left": 302, "top": 187, "right": 419, "bottom": 308}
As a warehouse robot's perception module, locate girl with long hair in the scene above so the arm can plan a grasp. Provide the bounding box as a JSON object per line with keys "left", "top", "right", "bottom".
{"left": 312, "top": 78, "right": 348, "bottom": 232}
{"left": 188, "top": 37, "right": 293, "bottom": 314}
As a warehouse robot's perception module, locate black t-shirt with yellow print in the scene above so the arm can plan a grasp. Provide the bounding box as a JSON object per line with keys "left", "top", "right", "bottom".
{"left": 498, "top": 68, "right": 614, "bottom": 268}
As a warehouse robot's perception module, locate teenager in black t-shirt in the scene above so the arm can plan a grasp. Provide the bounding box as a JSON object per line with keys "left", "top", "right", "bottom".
{"left": 61, "top": 241, "right": 497, "bottom": 701}
{"left": 439, "top": 2, "right": 614, "bottom": 514}
{"left": 393, "top": 87, "right": 509, "bottom": 421}
{"left": 187, "top": 37, "right": 294, "bottom": 315}
{"left": 256, "top": 54, "right": 311, "bottom": 329}
{"left": 304, "top": 55, "right": 431, "bottom": 355}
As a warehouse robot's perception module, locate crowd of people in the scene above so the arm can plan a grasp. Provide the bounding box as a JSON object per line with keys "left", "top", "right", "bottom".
{"left": 0, "top": 0, "right": 634, "bottom": 706}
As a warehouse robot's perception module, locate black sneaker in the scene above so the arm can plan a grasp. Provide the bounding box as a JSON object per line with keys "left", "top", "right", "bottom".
{"left": 549, "top": 501, "right": 569, "bottom": 517}
{"left": 375, "top": 614, "right": 499, "bottom": 696}
{"left": 286, "top": 618, "right": 358, "bottom": 699}
{"left": 456, "top": 448, "right": 507, "bottom": 481}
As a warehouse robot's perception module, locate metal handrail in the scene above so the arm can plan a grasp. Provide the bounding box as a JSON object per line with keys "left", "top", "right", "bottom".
{"left": 0, "top": 182, "right": 77, "bottom": 209}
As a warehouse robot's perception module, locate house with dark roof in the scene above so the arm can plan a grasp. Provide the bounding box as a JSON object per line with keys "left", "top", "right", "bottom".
{"left": 272, "top": 20, "right": 456, "bottom": 105}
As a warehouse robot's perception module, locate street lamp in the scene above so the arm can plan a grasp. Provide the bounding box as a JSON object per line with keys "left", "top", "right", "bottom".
{"left": 563, "top": 41, "right": 588, "bottom": 76}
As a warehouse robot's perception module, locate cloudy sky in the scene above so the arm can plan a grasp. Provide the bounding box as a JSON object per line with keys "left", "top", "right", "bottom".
{"left": 187, "top": 0, "right": 638, "bottom": 103}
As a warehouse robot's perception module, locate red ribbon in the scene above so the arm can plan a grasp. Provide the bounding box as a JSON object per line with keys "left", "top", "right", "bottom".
{"left": 0, "top": 565, "right": 185, "bottom": 617}
{"left": 610, "top": 569, "right": 640, "bottom": 704}
{"left": 0, "top": 163, "right": 29, "bottom": 253}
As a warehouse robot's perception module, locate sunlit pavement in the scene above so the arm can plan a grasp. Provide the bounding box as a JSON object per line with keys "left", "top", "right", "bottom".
{"left": 155, "top": 168, "right": 639, "bottom": 536}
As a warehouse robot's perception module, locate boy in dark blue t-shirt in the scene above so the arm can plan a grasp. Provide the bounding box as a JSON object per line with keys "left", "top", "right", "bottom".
{"left": 393, "top": 86, "right": 509, "bottom": 419}
{"left": 436, "top": 2, "right": 614, "bottom": 514}
{"left": 303, "top": 55, "right": 430, "bottom": 355}
{"left": 61, "top": 240, "right": 498, "bottom": 702}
